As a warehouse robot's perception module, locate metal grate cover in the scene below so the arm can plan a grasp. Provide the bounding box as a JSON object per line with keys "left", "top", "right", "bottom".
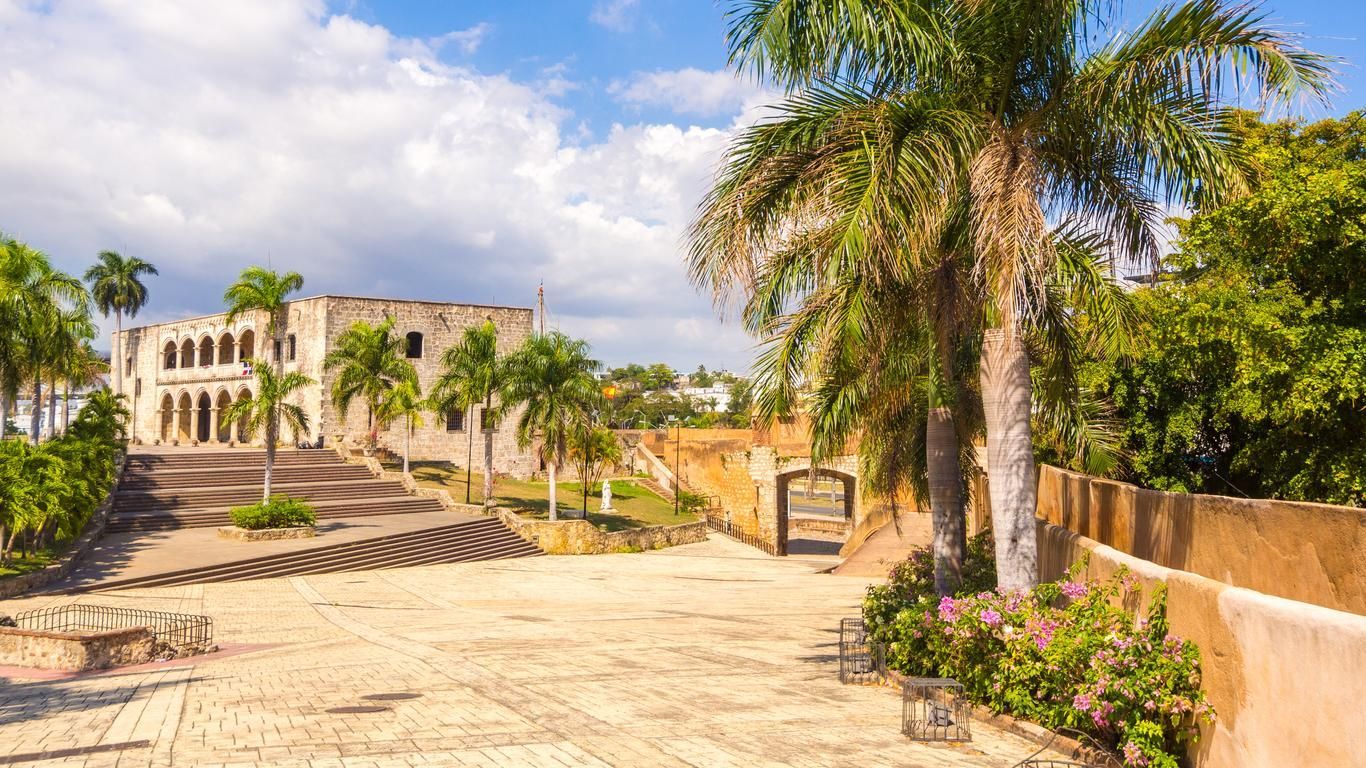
{"left": 13, "top": 604, "right": 213, "bottom": 654}
{"left": 902, "top": 677, "right": 972, "bottom": 742}
{"left": 838, "top": 617, "right": 885, "bottom": 685}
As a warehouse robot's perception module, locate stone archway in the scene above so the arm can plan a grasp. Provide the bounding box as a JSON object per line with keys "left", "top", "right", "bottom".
{"left": 196, "top": 392, "right": 212, "bottom": 443}
{"left": 775, "top": 467, "right": 856, "bottom": 556}
{"left": 214, "top": 390, "right": 233, "bottom": 442}
{"left": 158, "top": 393, "right": 175, "bottom": 441}
{"left": 175, "top": 392, "right": 192, "bottom": 443}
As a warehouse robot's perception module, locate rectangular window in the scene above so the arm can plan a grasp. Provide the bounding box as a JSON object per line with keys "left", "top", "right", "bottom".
{"left": 273, "top": 340, "right": 283, "bottom": 361}
{"left": 480, "top": 408, "right": 495, "bottom": 431}
{"left": 134, "top": 379, "right": 142, "bottom": 396}
{"left": 446, "top": 410, "right": 464, "bottom": 432}
{"left": 288, "top": 335, "right": 297, "bottom": 361}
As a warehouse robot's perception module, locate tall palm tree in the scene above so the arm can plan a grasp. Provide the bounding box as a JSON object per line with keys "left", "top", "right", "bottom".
{"left": 430, "top": 320, "right": 506, "bottom": 507}
{"left": 59, "top": 342, "right": 109, "bottom": 434}
{"left": 84, "top": 250, "right": 157, "bottom": 401}
{"left": 0, "top": 239, "right": 89, "bottom": 443}
{"left": 224, "top": 266, "right": 304, "bottom": 377}
{"left": 322, "top": 317, "right": 415, "bottom": 449}
{"left": 695, "top": 0, "right": 1332, "bottom": 590}
{"left": 222, "top": 359, "right": 313, "bottom": 500}
{"left": 501, "top": 332, "right": 601, "bottom": 521}
{"left": 376, "top": 377, "right": 427, "bottom": 475}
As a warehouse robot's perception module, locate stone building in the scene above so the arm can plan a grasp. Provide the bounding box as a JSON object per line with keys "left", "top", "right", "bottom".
{"left": 116, "top": 295, "right": 536, "bottom": 476}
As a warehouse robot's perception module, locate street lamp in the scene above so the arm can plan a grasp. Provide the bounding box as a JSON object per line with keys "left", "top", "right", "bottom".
{"left": 667, "top": 415, "right": 680, "bottom": 516}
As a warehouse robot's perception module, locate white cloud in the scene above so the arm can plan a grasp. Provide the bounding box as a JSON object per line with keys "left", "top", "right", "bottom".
{"left": 0, "top": 0, "right": 758, "bottom": 369}
{"left": 430, "top": 22, "right": 491, "bottom": 56}
{"left": 590, "top": 0, "right": 639, "bottom": 32}
{"left": 611, "top": 67, "right": 772, "bottom": 119}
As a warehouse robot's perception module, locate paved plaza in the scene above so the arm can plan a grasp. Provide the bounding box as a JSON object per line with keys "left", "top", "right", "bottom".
{"left": 1, "top": 537, "right": 1061, "bottom": 767}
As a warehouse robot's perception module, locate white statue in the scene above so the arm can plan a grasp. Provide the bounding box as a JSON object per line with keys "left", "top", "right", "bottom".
{"left": 600, "top": 480, "right": 614, "bottom": 512}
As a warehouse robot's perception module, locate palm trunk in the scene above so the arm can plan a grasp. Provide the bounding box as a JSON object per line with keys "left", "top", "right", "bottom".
{"left": 61, "top": 381, "right": 70, "bottom": 434}
{"left": 980, "top": 328, "right": 1038, "bottom": 591}
{"left": 29, "top": 378, "right": 41, "bottom": 443}
{"left": 112, "top": 310, "right": 123, "bottom": 400}
{"left": 402, "top": 414, "right": 410, "bottom": 475}
{"left": 547, "top": 460, "right": 558, "bottom": 521}
{"left": 46, "top": 381, "right": 56, "bottom": 440}
{"left": 0, "top": 391, "right": 9, "bottom": 439}
{"left": 926, "top": 406, "right": 964, "bottom": 596}
{"left": 263, "top": 410, "right": 276, "bottom": 501}
{"left": 482, "top": 420, "right": 494, "bottom": 509}
{"left": 465, "top": 405, "right": 475, "bottom": 504}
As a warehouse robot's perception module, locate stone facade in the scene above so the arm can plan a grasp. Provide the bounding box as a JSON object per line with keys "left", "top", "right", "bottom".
{"left": 117, "top": 295, "right": 535, "bottom": 475}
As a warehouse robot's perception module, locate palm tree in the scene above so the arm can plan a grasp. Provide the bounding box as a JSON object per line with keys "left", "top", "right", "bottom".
{"left": 376, "top": 377, "right": 426, "bottom": 475}
{"left": 222, "top": 359, "right": 313, "bottom": 501}
{"left": 501, "top": 332, "right": 601, "bottom": 521}
{"left": 84, "top": 250, "right": 157, "bottom": 401}
{"left": 0, "top": 239, "right": 90, "bottom": 443}
{"left": 695, "top": 0, "right": 1331, "bottom": 590}
{"left": 322, "top": 317, "right": 414, "bottom": 450}
{"left": 224, "top": 266, "right": 304, "bottom": 377}
{"left": 430, "top": 320, "right": 506, "bottom": 507}
{"left": 59, "top": 342, "right": 109, "bottom": 434}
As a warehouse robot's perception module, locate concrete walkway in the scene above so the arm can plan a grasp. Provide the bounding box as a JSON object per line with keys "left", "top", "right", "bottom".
{"left": 0, "top": 536, "right": 1065, "bottom": 767}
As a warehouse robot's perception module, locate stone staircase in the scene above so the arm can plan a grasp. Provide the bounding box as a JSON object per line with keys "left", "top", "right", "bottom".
{"left": 110, "top": 450, "right": 441, "bottom": 533}
{"left": 79, "top": 517, "right": 541, "bottom": 592}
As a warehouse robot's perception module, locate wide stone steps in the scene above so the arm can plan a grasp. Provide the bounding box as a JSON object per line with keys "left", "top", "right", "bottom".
{"left": 107, "top": 495, "right": 446, "bottom": 533}
{"left": 114, "top": 478, "right": 409, "bottom": 513}
{"left": 122, "top": 466, "right": 373, "bottom": 490}
{"left": 75, "top": 518, "right": 542, "bottom": 592}
{"left": 124, "top": 451, "right": 338, "bottom": 471}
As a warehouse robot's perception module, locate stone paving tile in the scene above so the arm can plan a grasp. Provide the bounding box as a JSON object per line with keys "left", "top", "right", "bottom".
{"left": 0, "top": 536, "right": 1066, "bottom": 766}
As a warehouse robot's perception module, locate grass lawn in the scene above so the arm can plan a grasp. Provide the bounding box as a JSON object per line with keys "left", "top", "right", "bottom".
{"left": 395, "top": 461, "right": 696, "bottom": 533}
{"left": 0, "top": 550, "right": 56, "bottom": 580}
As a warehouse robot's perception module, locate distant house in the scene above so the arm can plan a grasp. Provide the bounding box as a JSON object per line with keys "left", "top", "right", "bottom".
{"left": 680, "top": 384, "right": 731, "bottom": 412}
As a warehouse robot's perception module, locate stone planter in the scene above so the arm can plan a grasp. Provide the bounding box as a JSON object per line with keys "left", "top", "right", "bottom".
{"left": 0, "top": 625, "right": 155, "bottom": 671}
{"left": 217, "top": 525, "right": 316, "bottom": 541}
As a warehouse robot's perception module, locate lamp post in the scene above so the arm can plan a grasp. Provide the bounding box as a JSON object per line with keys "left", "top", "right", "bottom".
{"left": 668, "top": 415, "right": 681, "bottom": 516}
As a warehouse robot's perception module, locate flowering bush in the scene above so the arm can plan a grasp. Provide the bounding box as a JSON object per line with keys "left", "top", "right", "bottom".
{"left": 864, "top": 552, "right": 1212, "bottom": 768}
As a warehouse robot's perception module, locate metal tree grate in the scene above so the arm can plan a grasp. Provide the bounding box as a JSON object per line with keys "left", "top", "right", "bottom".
{"left": 13, "top": 604, "right": 213, "bottom": 654}
{"left": 838, "top": 617, "right": 885, "bottom": 684}
{"left": 902, "top": 677, "right": 972, "bottom": 742}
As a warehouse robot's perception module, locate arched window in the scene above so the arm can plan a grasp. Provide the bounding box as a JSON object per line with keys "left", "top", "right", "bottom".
{"left": 163, "top": 341, "right": 178, "bottom": 370}
{"left": 405, "top": 331, "right": 423, "bottom": 359}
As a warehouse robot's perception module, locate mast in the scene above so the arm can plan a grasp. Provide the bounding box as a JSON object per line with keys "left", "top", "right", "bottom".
{"left": 537, "top": 282, "right": 545, "bottom": 336}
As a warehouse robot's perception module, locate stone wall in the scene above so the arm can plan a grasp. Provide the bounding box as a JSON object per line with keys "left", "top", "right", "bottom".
{"left": 494, "top": 508, "right": 708, "bottom": 555}
{"left": 1037, "top": 522, "right": 1366, "bottom": 768}
{"left": 0, "top": 625, "right": 156, "bottom": 671}
{"left": 1036, "top": 465, "right": 1366, "bottom": 614}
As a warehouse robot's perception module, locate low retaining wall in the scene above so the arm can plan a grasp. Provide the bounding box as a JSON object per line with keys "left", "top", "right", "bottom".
{"left": 0, "top": 625, "right": 155, "bottom": 671}
{"left": 0, "top": 453, "right": 126, "bottom": 599}
{"left": 1038, "top": 521, "right": 1366, "bottom": 768}
{"left": 494, "top": 508, "right": 708, "bottom": 555}
{"left": 788, "top": 516, "right": 850, "bottom": 538}
{"left": 1036, "top": 465, "right": 1366, "bottom": 614}
{"left": 217, "top": 525, "right": 316, "bottom": 541}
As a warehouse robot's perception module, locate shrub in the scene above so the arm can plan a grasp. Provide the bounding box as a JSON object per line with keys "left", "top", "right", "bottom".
{"left": 864, "top": 548, "right": 1212, "bottom": 768}
{"left": 676, "top": 490, "right": 709, "bottom": 516}
{"left": 230, "top": 496, "right": 317, "bottom": 530}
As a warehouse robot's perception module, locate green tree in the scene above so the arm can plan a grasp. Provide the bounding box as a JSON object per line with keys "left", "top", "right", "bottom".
{"left": 322, "top": 317, "right": 415, "bottom": 448}
{"left": 501, "top": 332, "right": 602, "bottom": 521}
{"left": 1091, "top": 112, "right": 1366, "bottom": 505}
{"left": 376, "top": 377, "right": 427, "bottom": 475}
{"left": 568, "top": 424, "right": 624, "bottom": 513}
{"left": 691, "top": 365, "right": 714, "bottom": 388}
{"left": 222, "top": 359, "right": 314, "bottom": 501}
{"left": 84, "top": 250, "right": 157, "bottom": 401}
{"left": 431, "top": 320, "right": 507, "bottom": 507}
{"left": 695, "top": 0, "right": 1330, "bottom": 590}
{"left": 642, "top": 363, "right": 676, "bottom": 391}
{"left": 223, "top": 266, "right": 304, "bottom": 377}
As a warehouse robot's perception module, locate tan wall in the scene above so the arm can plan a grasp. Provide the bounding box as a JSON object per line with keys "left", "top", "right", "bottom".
{"left": 1038, "top": 523, "right": 1366, "bottom": 768}
{"left": 1036, "top": 466, "right": 1366, "bottom": 614}
{"left": 494, "top": 508, "right": 708, "bottom": 555}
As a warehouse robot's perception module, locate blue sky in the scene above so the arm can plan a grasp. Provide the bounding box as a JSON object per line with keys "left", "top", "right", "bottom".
{"left": 0, "top": 1, "right": 1361, "bottom": 371}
